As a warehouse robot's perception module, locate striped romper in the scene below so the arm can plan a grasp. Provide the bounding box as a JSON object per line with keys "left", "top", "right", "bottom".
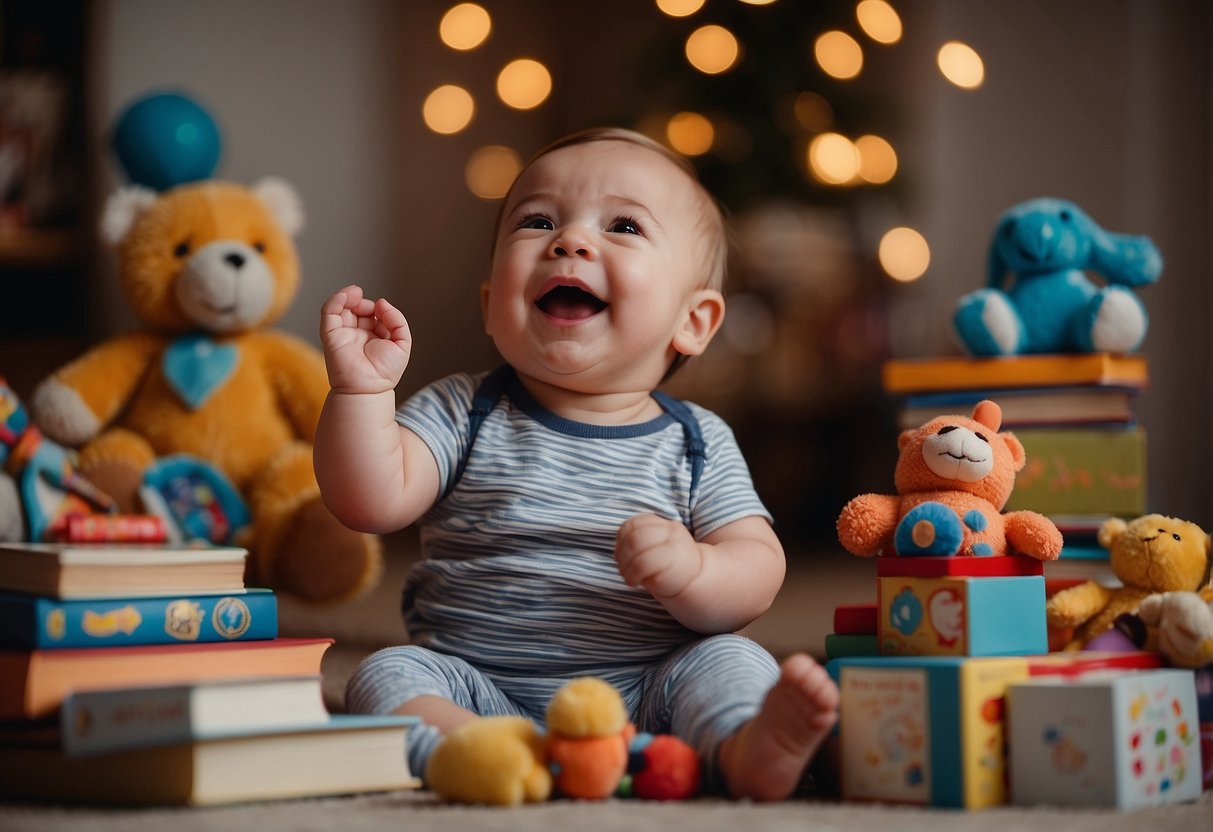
{"left": 345, "top": 367, "right": 782, "bottom": 789}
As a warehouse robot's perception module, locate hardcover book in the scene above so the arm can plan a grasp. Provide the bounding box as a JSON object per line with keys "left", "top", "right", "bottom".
{"left": 60, "top": 675, "right": 328, "bottom": 755}
{"left": 1006, "top": 426, "right": 1147, "bottom": 517}
{"left": 0, "top": 637, "right": 333, "bottom": 721}
{"left": 882, "top": 353, "right": 1148, "bottom": 395}
{"left": 0, "top": 589, "right": 277, "bottom": 650}
{"left": 0, "top": 541, "right": 247, "bottom": 599}
{"left": 0, "top": 714, "right": 420, "bottom": 806}
{"left": 896, "top": 385, "right": 1138, "bottom": 430}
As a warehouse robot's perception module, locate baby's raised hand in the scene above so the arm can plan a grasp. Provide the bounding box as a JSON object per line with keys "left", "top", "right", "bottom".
{"left": 320, "top": 284, "right": 412, "bottom": 394}
{"left": 614, "top": 513, "right": 704, "bottom": 599}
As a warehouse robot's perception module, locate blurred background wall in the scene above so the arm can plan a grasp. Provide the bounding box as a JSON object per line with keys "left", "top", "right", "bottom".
{"left": 0, "top": 0, "right": 1208, "bottom": 547}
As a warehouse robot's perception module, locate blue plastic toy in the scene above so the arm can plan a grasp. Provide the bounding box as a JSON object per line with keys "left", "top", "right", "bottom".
{"left": 111, "top": 91, "right": 222, "bottom": 191}
{"left": 953, "top": 198, "right": 1162, "bottom": 356}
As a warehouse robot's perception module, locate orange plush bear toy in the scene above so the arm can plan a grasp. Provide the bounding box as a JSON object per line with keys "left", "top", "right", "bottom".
{"left": 837, "top": 400, "right": 1062, "bottom": 561}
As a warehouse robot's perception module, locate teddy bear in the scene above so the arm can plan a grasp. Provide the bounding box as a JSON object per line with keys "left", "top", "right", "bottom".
{"left": 1046, "top": 514, "right": 1212, "bottom": 650}
{"left": 953, "top": 197, "right": 1162, "bottom": 357}
{"left": 28, "top": 178, "right": 381, "bottom": 604}
{"left": 836, "top": 400, "right": 1062, "bottom": 561}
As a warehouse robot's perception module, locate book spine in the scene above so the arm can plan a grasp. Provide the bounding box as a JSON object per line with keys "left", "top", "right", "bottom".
{"left": 61, "top": 687, "right": 196, "bottom": 755}
{"left": 0, "top": 592, "right": 277, "bottom": 649}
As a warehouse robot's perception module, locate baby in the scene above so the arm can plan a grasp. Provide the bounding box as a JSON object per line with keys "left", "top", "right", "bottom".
{"left": 314, "top": 127, "right": 839, "bottom": 800}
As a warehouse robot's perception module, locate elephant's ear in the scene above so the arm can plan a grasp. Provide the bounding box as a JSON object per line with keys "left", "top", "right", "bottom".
{"left": 1088, "top": 225, "right": 1163, "bottom": 287}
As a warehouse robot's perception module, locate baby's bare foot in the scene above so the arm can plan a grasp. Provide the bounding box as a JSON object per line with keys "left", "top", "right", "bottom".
{"left": 717, "top": 653, "right": 840, "bottom": 801}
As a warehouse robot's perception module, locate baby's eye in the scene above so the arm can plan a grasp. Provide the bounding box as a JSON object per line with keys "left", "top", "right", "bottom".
{"left": 607, "top": 217, "right": 642, "bottom": 235}
{"left": 518, "top": 214, "right": 554, "bottom": 231}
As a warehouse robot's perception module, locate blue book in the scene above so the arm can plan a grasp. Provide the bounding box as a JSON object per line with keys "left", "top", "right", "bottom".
{"left": 0, "top": 589, "right": 277, "bottom": 649}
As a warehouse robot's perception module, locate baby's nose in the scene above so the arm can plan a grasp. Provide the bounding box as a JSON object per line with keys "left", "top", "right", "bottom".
{"left": 549, "top": 232, "right": 596, "bottom": 260}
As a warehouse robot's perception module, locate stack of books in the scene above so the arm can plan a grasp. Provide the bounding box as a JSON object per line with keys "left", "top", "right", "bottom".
{"left": 882, "top": 352, "right": 1150, "bottom": 587}
{"left": 0, "top": 539, "right": 419, "bottom": 806}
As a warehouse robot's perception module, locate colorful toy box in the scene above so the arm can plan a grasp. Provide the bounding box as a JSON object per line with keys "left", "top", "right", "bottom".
{"left": 1007, "top": 668, "right": 1202, "bottom": 809}
{"left": 877, "top": 574, "right": 1047, "bottom": 657}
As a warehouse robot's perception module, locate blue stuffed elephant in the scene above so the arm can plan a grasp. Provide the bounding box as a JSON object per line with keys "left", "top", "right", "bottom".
{"left": 953, "top": 198, "right": 1162, "bottom": 356}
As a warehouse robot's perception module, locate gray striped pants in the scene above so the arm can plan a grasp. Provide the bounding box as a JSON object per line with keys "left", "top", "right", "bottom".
{"left": 345, "top": 633, "right": 780, "bottom": 791}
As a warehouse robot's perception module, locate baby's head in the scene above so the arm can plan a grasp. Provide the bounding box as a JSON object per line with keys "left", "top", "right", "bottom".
{"left": 485, "top": 128, "right": 728, "bottom": 390}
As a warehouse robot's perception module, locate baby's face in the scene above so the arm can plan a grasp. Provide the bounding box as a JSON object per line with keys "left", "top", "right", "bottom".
{"left": 484, "top": 140, "right": 715, "bottom": 392}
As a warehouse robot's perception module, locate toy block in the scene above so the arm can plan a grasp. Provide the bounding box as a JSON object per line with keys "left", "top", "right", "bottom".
{"left": 877, "top": 575, "right": 1047, "bottom": 657}
{"left": 828, "top": 655, "right": 1031, "bottom": 809}
{"left": 825, "top": 633, "right": 879, "bottom": 660}
{"left": 833, "top": 603, "right": 877, "bottom": 635}
{"left": 876, "top": 555, "right": 1044, "bottom": 579}
{"left": 1007, "top": 669, "right": 1202, "bottom": 809}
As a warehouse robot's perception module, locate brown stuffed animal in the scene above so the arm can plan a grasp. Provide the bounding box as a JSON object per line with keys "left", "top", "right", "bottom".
{"left": 30, "top": 179, "right": 381, "bottom": 604}
{"left": 1046, "top": 514, "right": 1212, "bottom": 650}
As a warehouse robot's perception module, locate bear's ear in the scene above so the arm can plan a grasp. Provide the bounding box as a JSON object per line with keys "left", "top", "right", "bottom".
{"left": 99, "top": 186, "right": 157, "bottom": 246}
{"left": 1001, "top": 430, "right": 1026, "bottom": 472}
{"left": 972, "top": 400, "right": 1002, "bottom": 432}
{"left": 1097, "top": 517, "right": 1128, "bottom": 549}
{"left": 897, "top": 428, "right": 917, "bottom": 452}
{"left": 252, "top": 177, "right": 305, "bottom": 237}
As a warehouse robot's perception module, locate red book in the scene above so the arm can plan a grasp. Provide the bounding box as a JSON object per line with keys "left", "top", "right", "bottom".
{"left": 833, "top": 603, "right": 877, "bottom": 635}
{"left": 0, "top": 638, "right": 333, "bottom": 721}
{"left": 875, "top": 555, "right": 1045, "bottom": 579}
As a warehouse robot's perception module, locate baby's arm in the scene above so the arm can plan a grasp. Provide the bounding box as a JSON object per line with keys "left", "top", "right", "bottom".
{"left": 614, "top": 514, "right": 785, "bottom": 634}
{"left": 314, "top": 285, "right": 440, "bottom": 533}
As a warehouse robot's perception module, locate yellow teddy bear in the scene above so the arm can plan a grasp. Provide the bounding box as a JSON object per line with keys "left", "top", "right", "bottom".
{"left": 29, "top": 178, "right": 381, "bottom": 604}
{"left": 1046, "top": 513, "right": 1212, "bottom": 649}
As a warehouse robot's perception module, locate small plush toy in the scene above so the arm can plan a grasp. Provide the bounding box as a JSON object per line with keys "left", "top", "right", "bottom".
{"left": 425, "top": 677, "right": 701, "bottom": 805}
{"left": 836, "top": 400, "right": 1062, "bottom": 560}
{"left": 953, "top": 197, "right": 1162, "bottom": 356}
{"left": 1047, "top": 514, "right": 1212, "bottom": 650}
{"left": 1136, "top": 590, "right": 1213, "bottom": 669}
{"left": 28, "top": 178, "right": 381, "bottom": 603}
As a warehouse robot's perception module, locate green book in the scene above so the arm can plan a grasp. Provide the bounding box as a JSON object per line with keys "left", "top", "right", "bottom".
{"left": 1007, "top": 426, "right": 1146, "bottom": 517}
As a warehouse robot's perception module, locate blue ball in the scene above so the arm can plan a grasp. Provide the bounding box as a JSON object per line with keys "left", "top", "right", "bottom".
{"left": 112, "top": 92, "right": 221, "bottom": 191}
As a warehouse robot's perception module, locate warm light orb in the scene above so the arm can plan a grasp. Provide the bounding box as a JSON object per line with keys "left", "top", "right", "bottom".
{"left": 856, "top": 0, "right": 902, "bottom": 44}
{"left": 814, "top": 30, "right": 863, "bottom": 79}
{"left": 496, "top": 59, "right": 552, "bottom": 109}
{"left": 793, "top": 91, "right": 834, "bottom": 132}
{"left": 685, "top": 25, "right": 740, "bottom": 75}
{"left": 655, "top": 0, "right": 705, "bottom": 16}
{"left": 439, "top": 3, "right": 491, "bottom": 51}
{"left": 666, "top": 112, "right": 714, "bottom": 156}
{"left": 879, "top": 227, "right": 931, "bottom": 282}
{"left": 807, "top": 132, "right": 859, "bottom": 184}
{"left": 423, "top": 84, "right": 474, "bottom": 135}
{"left": 465, "top": 145, "right": 522, "bottom": 200}
{"left": 855, "top": 134, "right": 897, "bottom": 184}
{"left": 737, "top": 0, "right": 778, "bottom": 5}
{"left": 937, "top": 41, "right": 985, "bottom": 89}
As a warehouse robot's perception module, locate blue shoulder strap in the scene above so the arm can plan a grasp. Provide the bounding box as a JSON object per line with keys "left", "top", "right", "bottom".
{"left": 448, "top": 366, "right": 707, "bottom": 520}
{"left": 650, "top": 390, "right": 707, "bottom": 518}
{"left": 446, "top": 364, "right": 516, "bottom": 499}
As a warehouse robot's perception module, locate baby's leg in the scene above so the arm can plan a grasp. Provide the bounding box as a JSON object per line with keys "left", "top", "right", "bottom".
{"left": 716, "top": 653, "right": 839, "bottom": 801}
{"left": 345, "top": 645, "right": 527, "bottom": 779}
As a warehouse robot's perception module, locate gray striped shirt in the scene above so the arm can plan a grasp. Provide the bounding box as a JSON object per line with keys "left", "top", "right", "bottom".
{"left": 395, "top": 371, "right": 772, "bottom": 680}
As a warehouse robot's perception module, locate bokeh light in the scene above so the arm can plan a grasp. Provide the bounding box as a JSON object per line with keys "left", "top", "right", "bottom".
{"left": 439, "top": 3, "right": 491, "bottom": 51}
{"left": 937, "top": 41, "right": 985, "bottom": 89}
{"left": 879, "top": 227, "right": 931, "bottom": 281}
{"left": 793, "top": 91, "right": 834, "bottom": 132}
{"left": 655, "top": 0, "right": 705, "bottom": 16}
{"left": 855, "top": 0, "right": 902, "bottom": 44}
{"left": 496, "top": 59, "right": 552, "bottom": 109}
{"left": 685, "top": 25, "right": 740, "bottom": 75}
{"left": 807, "top": 132, "right": 859, "bottom": 184}
{"left": 422, "top": 84, "right": 474, "bottom": 135}
{"left": 855, "top": 134, "right": 897, "bottom": 184}
{"left": 465, "top": 145, "right": 522, "bottom": 200}
{"left": 666, "top": 112, "right": 714, "bottom": 156}
{"left": 737, "top": 0, "right": 778, "bottom": 5}
{"left": 814, "top": 30, "right": 863, "bottom": 79}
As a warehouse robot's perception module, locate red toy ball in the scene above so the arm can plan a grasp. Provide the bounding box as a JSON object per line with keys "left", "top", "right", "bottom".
{"left": 629, "top": 734, "right": 700, "bottom": 801}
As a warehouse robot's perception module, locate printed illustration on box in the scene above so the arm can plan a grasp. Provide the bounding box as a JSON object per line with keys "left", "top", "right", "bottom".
{"left": 1007, "top": 669, "right": 1201, "bottom": 808}
{"left": 953, "top": 197, "right": 1162, "bottom": 357}
{"left": 26, "top": 92, "right": 380, "bottom": 604}
{"left": 1046, "top": 514, "right": 1211, "bottom": 649}
{"left": 836, "top": 400, "right": 1062, "bottom": 560}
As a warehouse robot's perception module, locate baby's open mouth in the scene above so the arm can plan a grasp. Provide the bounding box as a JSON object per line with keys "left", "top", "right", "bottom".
{"left": 535, "top": 285, "right": 608, "bottom": 320}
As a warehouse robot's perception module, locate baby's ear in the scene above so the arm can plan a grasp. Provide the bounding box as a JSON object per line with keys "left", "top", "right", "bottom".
{"left": 672, "top": 289, "right": 725, "bottom": 356}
